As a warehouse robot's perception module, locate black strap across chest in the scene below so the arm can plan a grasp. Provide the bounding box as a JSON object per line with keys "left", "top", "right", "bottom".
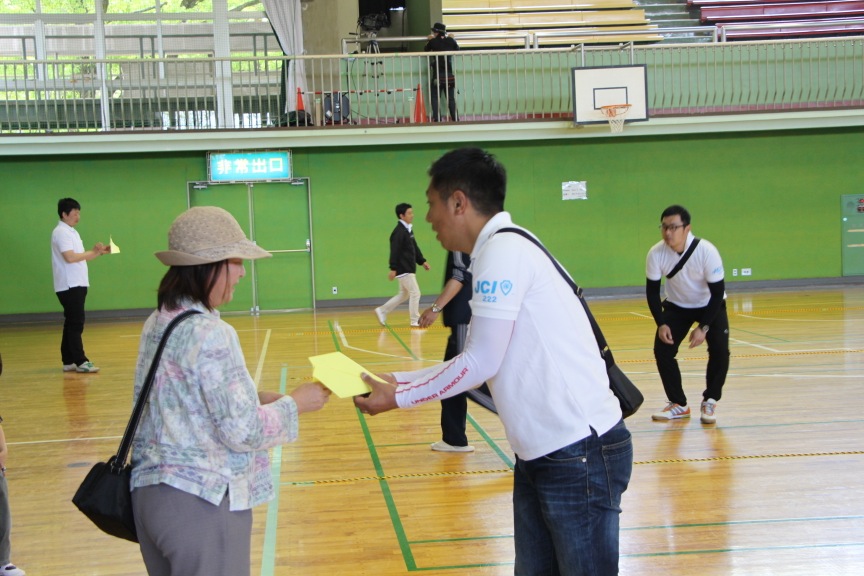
{"left": 666, "top": 237, "right": 700, "bottom": 279}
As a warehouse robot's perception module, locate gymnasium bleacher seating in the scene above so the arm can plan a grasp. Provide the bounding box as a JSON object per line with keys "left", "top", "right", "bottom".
{"left": 441, "top": 0, "right": 662, "bottom": 46}
{"left": 693, "top": 0, "right": 864, "bottom": 39}
{"left": 700, "top": 0, "right": 864, "bottom": 23}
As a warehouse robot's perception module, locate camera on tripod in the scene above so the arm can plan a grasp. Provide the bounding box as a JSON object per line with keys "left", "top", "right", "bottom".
{"left": 358, "top": 12, "right": 390, "bottom": 33}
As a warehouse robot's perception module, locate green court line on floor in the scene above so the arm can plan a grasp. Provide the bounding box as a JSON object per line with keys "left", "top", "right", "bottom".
{"left": 410, "top": 534, "right": 513, "bottom": 544}
{"left": 284, "top": 467, "right": 512, "bottom": 487}
{"left": 326, "top": 318, "right": 419, "bottom": 361}
{"left": 388, "top": 324, "right": 421, "bottom": 360}
{"left": 350, "top": 329, "right": 519, "bottom": 572}
{"left": 327, "top": 319, "right": 341, "bottom": 349}
{"left": 259, "top": 366, "right": 289, "bottom": 576}
{"left": 634, "top": 449, "right": 864, "bottom": 465}
{"left": 468, "top": 411, "right": 514, "bottom": 469}
{"left": 391, "top": 323, "right": 513, "bottom": 469}
{"left": 623, "top": 516, "right": 864, "bottom": 561}
{"left": 356, "top": 409, "right": 418, "bottom": 571}
{"left": 625, "top": 514, "right": 864, "bottom": 532}
{"left": 409, "top": 562, "right": 515, "bottom": 570}
{"left": 282, "top": 443, "right": 863, "bottom": 484}
{"left": 630, "top": 417, "right": 864, "bottom": 436}
{"left": 403, "top": 515, "right": 864, "bottom": 556}
{"left": 729, "top": 326, "right": 791, "bottom": 342}
{"left": 371, "top": 418, "right": 513, "bottom": 469}
{"left": 623, "top": 541, "right": 864, "bottom": 559}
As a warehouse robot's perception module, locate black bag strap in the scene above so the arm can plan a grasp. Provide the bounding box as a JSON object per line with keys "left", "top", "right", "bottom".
{"left": 112, "top": 309, "right": 201, "bottom": 471}
{"left": 665, "top": 237, "right": 700, "bottom": 279}
{"left": 494, "top": 227, "right": 615, "bottom": 367}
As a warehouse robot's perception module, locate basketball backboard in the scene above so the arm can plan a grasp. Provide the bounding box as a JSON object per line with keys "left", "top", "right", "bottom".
{"left": 572, "top": 65, "right": 648, "bottom": 127}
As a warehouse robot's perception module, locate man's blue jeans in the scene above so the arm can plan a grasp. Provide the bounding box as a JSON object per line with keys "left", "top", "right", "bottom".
{"left": 513, "top": 419, "right": 633, "bottom": 576}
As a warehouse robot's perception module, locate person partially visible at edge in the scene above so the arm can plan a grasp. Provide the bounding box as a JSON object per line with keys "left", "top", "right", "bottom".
{"left": 0, "top": 353, "right": 26, "bottom": 576}
{"left": 417, "top": 251, "right": 476, "bottom": 453}
{"left": 130, "top": 206, "right": 331, "bottom": 576}
{"left": 51, "top": 197, "right": 110, "bottom": 374}
{"left": 424, "top": 22, "right": 459, "bottom": 122}
{"left": 646, "top": 204, "right": 730, "bottom": 424}
{"left": 356, "top": 147, "right": 633, "bottom": 575}
{"left": 374, "top": 202, "right": 431, "bottom": 328}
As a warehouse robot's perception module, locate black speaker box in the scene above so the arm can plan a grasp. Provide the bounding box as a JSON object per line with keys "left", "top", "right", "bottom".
{"left": 323, "top": 92, "right": 350, "bottom": 124}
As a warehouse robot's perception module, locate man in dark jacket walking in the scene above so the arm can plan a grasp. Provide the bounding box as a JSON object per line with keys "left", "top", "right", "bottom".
{"left": 375, "top": 203, "right": 430, "bottom": 327}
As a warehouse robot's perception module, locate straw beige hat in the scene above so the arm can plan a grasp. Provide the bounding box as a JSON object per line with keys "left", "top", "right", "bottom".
{"left": 155, "top": 206, "right": 271, "bottom": 266}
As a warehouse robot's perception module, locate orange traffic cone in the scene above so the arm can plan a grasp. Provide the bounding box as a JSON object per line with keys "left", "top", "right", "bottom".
{"left": 296, "top": 87, "right": 306, "bottom": 112}
{"left": 412, "top": 83, "right": 428, "bottom": 123}
{"left": 295, "top": 87, "right": 309, "bottom": 126}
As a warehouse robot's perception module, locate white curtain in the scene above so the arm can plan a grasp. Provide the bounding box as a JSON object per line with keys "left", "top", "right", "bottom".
{"left": 261, "top": 0, "right": 307, "bottom": 115}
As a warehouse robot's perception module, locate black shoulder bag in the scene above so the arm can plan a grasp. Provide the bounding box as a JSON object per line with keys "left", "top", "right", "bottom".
{"left": 72, "top": 309, "right": 201, "bottom": 542}
{"left": 495, "top": 228, "right": 644, "bottom": 418}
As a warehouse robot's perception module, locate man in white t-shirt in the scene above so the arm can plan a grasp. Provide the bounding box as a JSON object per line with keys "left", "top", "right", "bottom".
{"left": 51, "top": 198, "right": 109, "bottom": 374}
{"left": 646, "top": 204, "right": 730, "bottom": 424}
{"left": 355, "top": 148, "right": 632, "bottom": 575}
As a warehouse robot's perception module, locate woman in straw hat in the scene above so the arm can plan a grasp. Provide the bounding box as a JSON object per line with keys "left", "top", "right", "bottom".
{"left": 130, "top": 206, "right": 330, "bottom": 576}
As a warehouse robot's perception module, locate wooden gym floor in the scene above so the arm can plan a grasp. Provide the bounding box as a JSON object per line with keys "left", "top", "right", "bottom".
{"left": 0, "top": 284, "right": 862, "bottom": 575}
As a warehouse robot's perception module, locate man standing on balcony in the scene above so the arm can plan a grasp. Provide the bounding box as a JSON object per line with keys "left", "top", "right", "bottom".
{"left": 646, "top": 204, "right": 730, "bottom": 424}
{"left": 425, "top": 22, "right": 459, "bottom": 122}
{"left": 51, "top": 198, "right": 110, "bottom": 374}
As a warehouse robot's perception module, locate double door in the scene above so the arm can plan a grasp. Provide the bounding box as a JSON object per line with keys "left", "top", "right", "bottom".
{"left": 841, "top": 194, "right": 864, "bottom": 276}
{"left": 187, "top": 179, "right": 314, "bottom": 312}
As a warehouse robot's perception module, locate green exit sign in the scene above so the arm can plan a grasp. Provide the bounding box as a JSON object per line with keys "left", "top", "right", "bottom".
{"left": 208, "top": 150, "right": 292, "bottom": 182}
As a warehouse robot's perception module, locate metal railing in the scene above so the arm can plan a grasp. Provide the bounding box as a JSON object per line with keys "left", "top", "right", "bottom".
{"left": 531, "top": 26, "right": 720, "bottom": 46}
{"left": 718, "top": 17, "right": 864, "bottom": 41}
{"left": 1, "top": 36, "right": 863, "bottom": 133}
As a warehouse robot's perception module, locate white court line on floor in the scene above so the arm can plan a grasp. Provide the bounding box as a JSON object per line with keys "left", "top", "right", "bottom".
{"left": 332, "top": 320, "right": 434, "bottom": 362}
{"left": 736, "top": 313, "right": 847, "bottom": 323}
{"left": 117, "top": 327, "right": 269, "bottom": 338}
{"left": 18, "top": 330, "right": 274, "bottom": 448}
{"left": 252, "top": 328, "right": 271, "bottom": 389}
{"left": 623, "top": 369, "right": 860, "bottom": 380}
{"left": 731, "top": 336, "right": 859, "bottom": 354}
{"left": 10, "top": 435, "right": 121, "bottom": 446}
{"left": 629, "top": 312, "right": 653, "bottom": 319}
{"left": 725, "top": 372, "right": 861, "bottom": 379}
{"left": 730, "top": 337, "right": 782, "bottom": 353}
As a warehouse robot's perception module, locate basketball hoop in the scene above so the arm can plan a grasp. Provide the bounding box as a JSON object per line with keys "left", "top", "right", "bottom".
{"left": 600, "top": 104, "right": 632, "bottom": 133}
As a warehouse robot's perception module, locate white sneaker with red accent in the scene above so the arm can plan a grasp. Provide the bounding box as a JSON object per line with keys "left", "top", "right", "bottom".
{"left": 651, "top": 402, "right": 691, "bottom": 421}
{"left": 701, "top": 399, "right": 717, "bottom": 424}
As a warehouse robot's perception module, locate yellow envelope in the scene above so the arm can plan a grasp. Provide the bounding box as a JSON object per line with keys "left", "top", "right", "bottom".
{"left": 109, "top": 236, "right": 121, "bottom": 254}
{"left": 308, "top": 351, "right": 382, "bottom": 398}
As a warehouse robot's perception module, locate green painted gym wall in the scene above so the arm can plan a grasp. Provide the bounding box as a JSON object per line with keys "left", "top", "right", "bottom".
{"left": 1, "top": 126, "right": 859, "bottom": 316}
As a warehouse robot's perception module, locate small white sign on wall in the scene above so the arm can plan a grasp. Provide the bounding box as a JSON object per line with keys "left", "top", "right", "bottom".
{"left": 562, "top": 181, "right": 587, "bottom": 200}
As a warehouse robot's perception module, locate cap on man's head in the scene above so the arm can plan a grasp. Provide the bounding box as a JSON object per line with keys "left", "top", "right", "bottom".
{"left": 431, "top": 22, "right": 447, "bottom": 33}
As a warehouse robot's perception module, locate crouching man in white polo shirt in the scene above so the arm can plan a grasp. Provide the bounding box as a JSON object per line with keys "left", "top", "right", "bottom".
{"left": 646, "top": 204, "right": 730, "bottom": 424}
{"left": 355, "top": 147, "right": 633, "bottom": 576}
